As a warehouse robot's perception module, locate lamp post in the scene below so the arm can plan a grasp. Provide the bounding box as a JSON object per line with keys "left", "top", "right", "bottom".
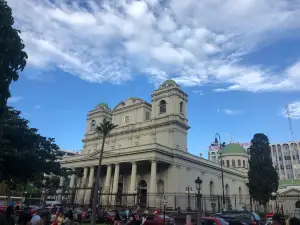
{"left": 185, "top": 186, "right": 193, "bottom": 211}
{"left": 211, "top": 133, "right": 226, "bottom": 209}
{"left": 271, "top": 192, "right": 278, "bottom": 213}
{"left": 195, "top": 177, "right": 203, "bottom": 225}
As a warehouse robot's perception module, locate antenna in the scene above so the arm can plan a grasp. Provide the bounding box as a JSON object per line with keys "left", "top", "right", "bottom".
{"left": 286, "top": 104, "right": 295, "bottom": 140}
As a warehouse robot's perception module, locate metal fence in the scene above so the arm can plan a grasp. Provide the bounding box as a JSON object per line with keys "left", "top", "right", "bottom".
{"left": 2, "top": 187, "right": 300, "bottom": 217}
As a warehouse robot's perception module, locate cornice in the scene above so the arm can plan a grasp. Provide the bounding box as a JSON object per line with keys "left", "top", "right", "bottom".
{"left": 112, "top": 101, "right": 152, "bottom": 113}
{"left": 151, "top": 87, "right": 188, "bottom": 98}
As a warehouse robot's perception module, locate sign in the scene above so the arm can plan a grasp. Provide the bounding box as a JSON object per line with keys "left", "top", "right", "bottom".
{"left": 162, "top": 196, "right": 168, "bottom": 205}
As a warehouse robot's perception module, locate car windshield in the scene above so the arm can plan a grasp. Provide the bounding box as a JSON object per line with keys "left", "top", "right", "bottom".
{"left": 158, "top": 215, "right": 170, "bottom": 219}
{"left": 252, "top": 212, "right": 260, "bottom": 220}
{"left": 222, "top": 213, "right": 252, "bottom": 221}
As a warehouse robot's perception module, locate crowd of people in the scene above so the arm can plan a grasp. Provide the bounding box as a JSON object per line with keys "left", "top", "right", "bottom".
{"left": 272, "top": 214, "right": 300, "bottom": 225}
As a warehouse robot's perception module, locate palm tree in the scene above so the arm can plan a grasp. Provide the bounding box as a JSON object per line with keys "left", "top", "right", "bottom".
{"left": 90, "top": 118, "right": 118, "bottom": 225}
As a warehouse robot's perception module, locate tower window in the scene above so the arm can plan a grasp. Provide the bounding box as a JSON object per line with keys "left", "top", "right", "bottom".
{"left": 238, "top": 159, "right": 241, "bottom": 167}
{"left": 226, "top": 160, "right": 230, "bottom": 167}
{"left": 243, "top": 160, "right": 245, "bottom": 168}
{"left": 159, "top": 100, "right": 167, "bottom": 114}
{"left": 180, "top": 102, "right": 184, "bottom": 113}
{"left": 90, "top": 120, "right": 96, "bottom": 131}
{"left": 145, "top": 111, "right": 150, "bottom": 120}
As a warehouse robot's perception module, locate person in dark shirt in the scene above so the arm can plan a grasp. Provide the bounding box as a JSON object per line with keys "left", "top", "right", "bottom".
{"left": 0, "top": 206, "right": 15, "bottom": 225}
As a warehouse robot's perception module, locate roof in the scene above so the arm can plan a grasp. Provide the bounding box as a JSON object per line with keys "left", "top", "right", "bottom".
{"left": 279, "top": 180, "right": 300, "bottom": 186}
{"left": 98, "top": 102, "right": 109, "bottom": 108}
{"left": 160, "top": 79, "right": 179, "bottom": 89}
{"left": 220, "top": 143, "right": 247, "bottom": 155}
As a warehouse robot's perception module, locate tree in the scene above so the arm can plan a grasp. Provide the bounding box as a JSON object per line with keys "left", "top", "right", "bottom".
{"left": 0, "top": 107, "right": 69, "bottom": 191}
{"left": 90, "top": 118, "right": 117, "bottom": 225}
{"left": 0, "top": 0, "right": 28, "bottom": 122}
{"left": 248, "top": 133, "right": 279, "bottom": 205}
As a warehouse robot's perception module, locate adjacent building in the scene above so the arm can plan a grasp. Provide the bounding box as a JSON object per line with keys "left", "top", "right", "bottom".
{"left": 60, "top": 80, "right": 250, "bottom": 209}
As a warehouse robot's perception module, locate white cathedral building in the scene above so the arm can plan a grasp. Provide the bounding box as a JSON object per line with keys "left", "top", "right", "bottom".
{"left": 61, "top": 80, "right": 249, "bottom": 210}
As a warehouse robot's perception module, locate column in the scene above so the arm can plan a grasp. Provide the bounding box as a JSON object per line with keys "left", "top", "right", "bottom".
{"left": 79, "top": 167, "right": 88, "bottom": 205}
{"left": 103, "top": 164, "right": 112, "bottom": 205}
{"left": 57, "top": 177, "right": 64, "bottom": 201}
{"left": 111, "top": 164, "right": 120, "bottom": 205}
{"left": 129, "top": 162, "right": 137, "bottom": 206}
{"left": 69, "top": 172, "right": 76, "bottom": 189}
{"left": 149, "top": 160, "right": 157, "bottom": 207}
{"left": 84, "top": 166, "right": 95, "bottom": 204}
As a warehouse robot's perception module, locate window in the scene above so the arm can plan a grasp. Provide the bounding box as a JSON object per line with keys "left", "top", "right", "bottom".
{"left": 180, "top": 102, "right": 184, "bottom": 113}
{"left": 159, "top": 100, "right": 167, "bottom": 114}
{"left": 243, "top": 160, "right": 245, "bottom": 168}
{"left": 226, "top": 160, "right": 230, "bottom": 167}
{"left": 279, "top": 156, "right": 282, "bottom": 160}
{"left": 286, "top": 165, "right": 292, "bottom": 169}
{"left": 238, "top": 159, "right": 241, "bottom": 167}
{"left": 145, "top": 111, "right": 151, "bottom": 120}
{"left": 90, "top": 120, "right": 96, "bottom": 131}
{"left": 232, "top": 159, "right": 236, "bottom": 167}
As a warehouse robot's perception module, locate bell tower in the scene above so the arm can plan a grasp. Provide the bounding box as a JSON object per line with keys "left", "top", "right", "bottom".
{"left": 151, "top": 80, "right": 189, "bottom": 151}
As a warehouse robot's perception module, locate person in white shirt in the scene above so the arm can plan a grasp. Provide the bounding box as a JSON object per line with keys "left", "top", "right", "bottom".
{"left": 31, "top": 212, "right": 41, "bottom": 225}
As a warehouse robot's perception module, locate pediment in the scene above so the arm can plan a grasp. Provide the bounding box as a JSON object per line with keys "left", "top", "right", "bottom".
{"left": 112, "top": 97, "right": 147, "bottom": 111}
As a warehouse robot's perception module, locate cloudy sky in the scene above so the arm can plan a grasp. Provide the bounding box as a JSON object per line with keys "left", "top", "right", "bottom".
{"left": 7, "top": 0, "right": 300, "bottom": 157}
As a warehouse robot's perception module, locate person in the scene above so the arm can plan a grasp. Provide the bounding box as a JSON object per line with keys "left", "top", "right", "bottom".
{"left": 125, "top": 208, "right": 130, "bottom": 220}
{"left": 154, "top": 208, "right": 160, "bottom": 215}
{"left": 56, "top": 213, "right": 63, "bottom": 225}
{"left": 286, "top": 217, "right": 300, "bottom": 225}
{"left": 0, "top": 206, "right": 15, "bottom": 225}
{"left": 272, "top": 214, "right": 286, "bottom": 225}
{"left": 18, "top": 212, "right": 32, "bottom": 225}
{"left": 63, "top": 213, "right": 71, "bottom": 225}
{"left": 114, "top": 211, "right": 122, "bottom": 225}
{"left": 140, "top": 214, "right": 147, "bottom": 225}
{"left": 37, "top": 211, "right": 51, "bottom": 225}
{"left": 31, "top": 210, "right": 41, "bottom": 225}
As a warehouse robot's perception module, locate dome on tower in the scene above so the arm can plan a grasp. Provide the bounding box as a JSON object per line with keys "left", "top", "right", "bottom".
{"left": 220, "top": 143, "right": 247, "bottom": 155}
{"left": 95, "top": 102, "right": 110, "bottom": 110}
{"left": 159, "top": 79, "right": 179, "bottom": 89}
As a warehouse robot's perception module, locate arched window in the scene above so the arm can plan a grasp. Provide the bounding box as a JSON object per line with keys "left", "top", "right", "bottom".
{"left": 159, "top": 100, "right": 167, "bottom": 114}
{"left": 180, "top": 102, "right": 184, "bottom": 113}
{"left": 157, "top": 180, "right": 164, "bottom": 194}
{"left": 238, "top": 187, "right": 242, "bottom": 203}
{"left": 226, "top": 160, "right": 230, "bottom": 167}
{"left": 232, "top": 159, "right": 236, "bottom": 167}
{"left": 225, "top": 184, "right": 229, "bottom": 196}
{"left": 90, "top": 120, "right": 96, "bottom": 131}
{"left": 238, "top": 159, "right": 241, "bottom": 167}
{"left": 209, "top": 181, "right": 214, "bottom": 196}
{"left": 243, "top": 160, "right": 246, "bottom": 168}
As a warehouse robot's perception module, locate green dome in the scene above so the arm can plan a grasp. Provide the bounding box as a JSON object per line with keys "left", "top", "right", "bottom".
{"left": 161, "top": 79, "right": 178, "bottom": 86}
{"left": 220, "top": 143, "right": 246, "bottom": 154}
{"left": 97, "top": 102, "right": 109, "bottom": 109}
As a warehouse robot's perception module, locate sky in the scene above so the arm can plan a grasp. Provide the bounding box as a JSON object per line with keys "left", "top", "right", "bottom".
{"left": 7, "top": 0, "right": 300, "bottom": 158}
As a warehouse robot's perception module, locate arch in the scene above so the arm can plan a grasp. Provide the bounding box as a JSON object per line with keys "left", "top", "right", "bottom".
{"left": 90, "top": 120, "right": 96, "bottom": 131}
{"left": 226, "top": 160, "right": 230, "bottom": 167}
{"left": 159, "top": 100, "right": 167, "bottom": 114}
{"left": 209, "top": 181, "right": 214, "bottom": 196}
{"left": 225, "top": 184, "right": 229, "bottom": 196}
{"left": 180, "top": 102, "right": 184, "bottom": 113}
{"left": 238, "top": 159, "right": 241, "bottom": 167}
{"left": 243, "top": 160, "right": 246, "bottom": 168}
{"left": 232, "top": 159, "right": 236, "bottom": 167}
{"left": 238, "top": 187, "right": 242, "bottom": 203}
{"left": 138, "top": 180, "right": 147, "bottom": 189}
{"left": 157, "top": 180, "right": 164, "bottom": 194}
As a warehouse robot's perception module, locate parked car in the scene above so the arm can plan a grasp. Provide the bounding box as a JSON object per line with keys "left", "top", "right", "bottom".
{"left": 211, "top": 211, "right": 261, "bottom": 225}
{"left": 144, "top": 214, "right": 175, "bottom": 225}
{"left": 202, "top": 217, "right": 229, "bottom": 225}
{"left": 260, "top": 218, "right": 272, "bottom": 225}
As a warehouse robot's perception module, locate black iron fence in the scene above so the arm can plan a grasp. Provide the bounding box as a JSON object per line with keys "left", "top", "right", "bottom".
{"left": 1, "top": 187, "right": 300, "bottom": 217}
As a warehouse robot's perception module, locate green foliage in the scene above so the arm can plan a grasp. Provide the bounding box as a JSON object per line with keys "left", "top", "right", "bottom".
{"left": 95, "top": 118, "right": 118, "bottom": 139}
{"left": 0, "top": 0, "right": 28, "bottom": 120}
{"left": 248, "top": 133, "right": 279, "bottom": 205}
{"left": 0, "top": 107, "right": 68, "bottom": 188}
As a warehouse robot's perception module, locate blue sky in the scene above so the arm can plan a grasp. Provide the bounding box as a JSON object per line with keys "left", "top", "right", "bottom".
{"left": 7, "top": 0, "right": 300, "bottom": 158}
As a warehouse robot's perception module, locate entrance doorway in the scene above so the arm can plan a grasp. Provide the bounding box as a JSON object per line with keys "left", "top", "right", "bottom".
{"left": 137, "top": 180, "right": 147, "bottom": 208}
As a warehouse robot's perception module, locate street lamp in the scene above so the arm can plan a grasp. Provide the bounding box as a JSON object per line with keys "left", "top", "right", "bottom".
{"left": 195, "top": 177, "right": 203, "bottom": 225}
{"left": 271, "top": 192, "right": 278, "bottom": 213}
{"left": 185, "top": 186, "right": 193, "bottom": 211}
{"left": 211, "top": 133, "right": 226, "bottom": 208}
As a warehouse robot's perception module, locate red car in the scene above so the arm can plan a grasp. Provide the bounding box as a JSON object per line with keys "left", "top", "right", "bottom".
{"left": 202, "top": 217, "right": 229, "bottom": 225}
{"left": 144, "top": 214, "right": 175, "bottom": 225}
{"left": 0, "top": 205, "right": 6, "bottom": 213}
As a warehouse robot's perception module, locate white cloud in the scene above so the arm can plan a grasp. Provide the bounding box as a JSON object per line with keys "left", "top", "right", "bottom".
{"left": 35, "top": 105, "right": 41, "bottom": 109}
{"left": 8, "top": 96, "right": 23, "bottom": 103}
{"left": 222, "top": 109, "right": 242, "bottom": 115}
{"left": 8, "top": 0, "right": 300, "bottom": 92}
{"left": 283, "top": 102, "right": 300, "bottom": 119}
{"left": 192, "top": 90, "right": 204, "bottom": 95}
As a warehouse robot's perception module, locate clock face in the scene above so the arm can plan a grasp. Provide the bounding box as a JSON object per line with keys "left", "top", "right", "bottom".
{"left": 124, "top": 116, "right": 130, "bottom": 123}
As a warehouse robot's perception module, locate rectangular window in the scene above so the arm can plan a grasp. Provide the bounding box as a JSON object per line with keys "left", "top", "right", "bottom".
{"left": 226, "top": 160, "right": 230, "bottom": 167}
{"left": 145, "top": 111, "right": 151, "bottom": 120}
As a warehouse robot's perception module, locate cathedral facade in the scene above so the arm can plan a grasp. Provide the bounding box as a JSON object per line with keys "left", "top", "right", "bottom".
{"left": 61, "top": 80, "right": 249, "bottom": 209}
